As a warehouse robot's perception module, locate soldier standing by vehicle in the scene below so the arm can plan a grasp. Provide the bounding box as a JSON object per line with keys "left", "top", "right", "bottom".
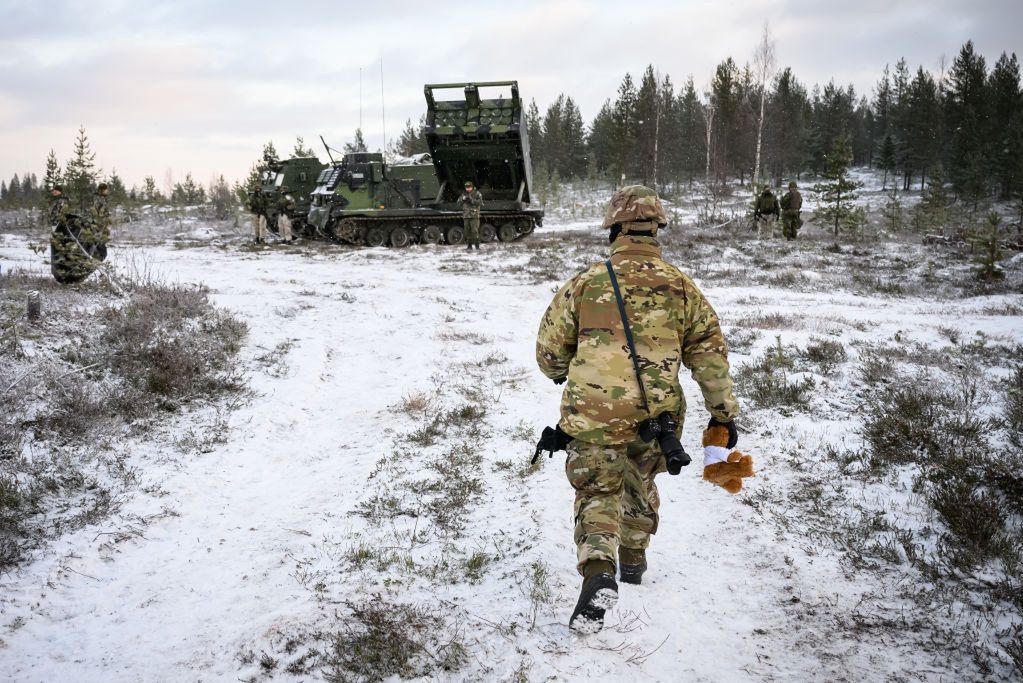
{"left": 780, "top": 181, "right": 803, "bottom": 241}
{"left": 458, "top": 180, "right": 483, "bottom": 251}
{"left": 534, "top": 186, "right": 752, "bottom": 634}
{"left": 249, "top": 190, "right": 268, "bottom": 244}
{"left": 277, "top": 186, "right": 296, "bottom": 243}
{"left": 753, "top": 187, "right": 779, "bottom": 237}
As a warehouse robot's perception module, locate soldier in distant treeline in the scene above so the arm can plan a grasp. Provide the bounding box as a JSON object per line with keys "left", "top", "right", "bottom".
{"left": 780, "top": 181, "right": 803, "bottom": 241}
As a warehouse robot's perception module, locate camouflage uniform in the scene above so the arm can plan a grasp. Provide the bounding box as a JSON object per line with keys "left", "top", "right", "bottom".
{"left": 754, "top": 189, "right": 779, "bottom": 236}
{"left": 537, "top": 186, "right": 739, "bottom": 574}
{"left": 250, "top": 192, "right": 268, "bottom": 243}
{"left": 277, "top": 190, "right": 296, "bottom": 242}
{"left": 458, "top": 185, "right": 483, "bottom": 249}
{"left": 780, "top": 183, "right": 802, "bottom": 241}
{"left": 87, "top": 186, "right": 111, "bottom": 261}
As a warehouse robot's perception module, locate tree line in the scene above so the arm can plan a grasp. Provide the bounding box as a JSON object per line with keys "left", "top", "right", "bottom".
{"left": 522, "top": 39, "right": 1021, "bottom": 209}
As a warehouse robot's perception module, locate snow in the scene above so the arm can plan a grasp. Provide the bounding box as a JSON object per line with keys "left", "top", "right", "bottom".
{"left": 1, "top": 211, "right": 1021, "bottom": 681}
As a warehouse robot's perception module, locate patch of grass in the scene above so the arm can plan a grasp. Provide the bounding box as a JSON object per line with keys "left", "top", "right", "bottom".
{"left": 324, "top": 598, "right": 464, "bottom": 683}
{"left": 730, "top": 311, "right": 803, "bottom": 330}
{"left": 734, "top": 338, "right": 815, "bottom": 412}
{"left": 801, "top": 337, "right": 848, "bottom": 376}
{"left": 930, "top": 480, "right": 1009, "bottom": 572}
{"left": 98, "top": 284, "right": 247, "bottom": 406}
{"left": 464, "top": 551, "right": 491, "bottom": 583}
{"left": 725, "top": 328, "right": 760, "bottom": 355}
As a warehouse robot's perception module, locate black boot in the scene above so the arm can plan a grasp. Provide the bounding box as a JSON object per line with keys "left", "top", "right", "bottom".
{"left": 569, "top": 561, "right": 618, "bottom": 634}
{"left": 619, "top": 547, "right": 647, "bottom": 585}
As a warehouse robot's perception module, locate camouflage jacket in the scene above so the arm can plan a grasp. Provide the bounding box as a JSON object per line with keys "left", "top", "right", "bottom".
{"left": 756, "top": 193, "right": 779, "bottom": 215}
{"left": 780, "top": 189, "right": 802, "bottom": 213}
{"left": 536, "top": 235, "right": 738, "bottom": 444}
{"left": 49, "top": 196, "right": 71, "bottom": 226}
{"left": 91, "top": 196, "right": 111, "bottom": 239}
{"left": 458, "top": 189, "right": 483, "bottom": 217}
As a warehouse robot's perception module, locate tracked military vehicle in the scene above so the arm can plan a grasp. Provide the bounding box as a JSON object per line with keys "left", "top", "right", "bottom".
{"left": 254, "top": 156, "right": 326, "bottom": 236}
{"left": 307, "top": 81, "right": 543, "bottom": 247}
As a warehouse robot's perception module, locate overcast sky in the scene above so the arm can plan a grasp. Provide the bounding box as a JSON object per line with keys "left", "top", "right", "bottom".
{"left": 1, "top": 0, "right": 1019, "bottom": 190}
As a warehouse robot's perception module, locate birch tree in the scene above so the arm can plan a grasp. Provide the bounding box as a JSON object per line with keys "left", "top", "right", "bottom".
{"left": 751, "top": 22, "right": 776, "bottom": 192}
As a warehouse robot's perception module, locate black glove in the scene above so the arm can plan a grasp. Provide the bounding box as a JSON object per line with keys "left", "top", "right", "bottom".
{"left": 552, "top": 376, "right": 567, "bottom": 385}
{"left": 708, "top": 417, "right": 738, "bottom": 449}
{"left": 532, "top": 425, "right": 574, "bottom": 464}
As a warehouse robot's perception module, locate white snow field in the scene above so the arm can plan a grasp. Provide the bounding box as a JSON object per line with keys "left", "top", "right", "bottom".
{"left": 1, "top": 212, "right": 1021, "bottom": 681}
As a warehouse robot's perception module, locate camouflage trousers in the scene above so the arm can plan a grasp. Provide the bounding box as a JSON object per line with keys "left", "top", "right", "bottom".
{"left": 756, "top": 213, "right": 777, "bottom": 236}
{"left": 566, "top": 438, "right": 664, "bottom": 575}
{"left": 277, "top": 213, "right": 293, "bottom": 241}
{"left": 253, "top": 214, "right": 268, "bottom": 242}
{"left": 782, "top": 210, "right": 801, "bottom": 240}
{"left": 464, "top": 215, "right": 480, "bottom": 247}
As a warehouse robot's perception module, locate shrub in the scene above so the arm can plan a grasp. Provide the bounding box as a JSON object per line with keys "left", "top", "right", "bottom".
{"left": 99, "top": 284, "right": 246, "bottom": 403}
{"left": 802, "top": 337, "right": 848, "bottom": 376}
{"left": 324, "top": 598, "right": 463, "bottom": 682}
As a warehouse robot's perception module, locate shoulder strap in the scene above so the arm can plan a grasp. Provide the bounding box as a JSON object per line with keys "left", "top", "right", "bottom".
{"left": 605, "top": 259, "right": 650, "bottom": 414}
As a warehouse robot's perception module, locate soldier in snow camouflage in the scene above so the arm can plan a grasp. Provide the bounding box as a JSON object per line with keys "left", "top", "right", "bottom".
{"left": 536, "top": 185, "right": 747, "bottom": 633}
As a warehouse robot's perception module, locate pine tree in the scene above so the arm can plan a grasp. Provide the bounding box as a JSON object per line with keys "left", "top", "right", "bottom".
{"left": 710, "top": 58, "right": 740, "bottom": 182}
{"left": 262, "top": 141, "right": 279, "bottom": 165}
{"left": 107, "top": 170, "right": 128, "bottom": 204}
{"left": 878, "top": 134, "right": 896, "bottom": 190}
{"left": 945, "top": 41, "right": 989, "bottom": 204}
{"left": 292, "top": 136, "right": 316, "bottom": 158}
{"left": 632, "top": 65, "right": 660, "bottom": 185}
{"left": 988, "top": 52, "right": 1022, "bottom": 200}
{"left": 208, "top": 175, "right": 234, "bottom": 219}
{"left": 911, "top": 165, "right": 950, "bottom": 233}
{"left": 525, "top": 99, "right": 544, "bottom": 170}
{"left": 891, "top": 58, "right": 913, "bottom": 190}
{"left": 65, "top": 126, "right": 98, "bottom": 211}
{"left": 976, "top": 212, "right": 1005, "bottom": 280}
{"left": 880, "top": 186, "right": 904, "bottom": 232}
{"left": 394, "top": 116, "right": 428, "bottom": 156}
{"left": 7, "top": 174, "right": 21, "bottom": 208}
{"left": 764, "top": 67, "right": 807, "bottom": 181}
{"left": 676, "top": 77, "right": 706, "bottom": 186}
{"left": 812, "top": 134, "right": 863, "bottom": 235}
{"left": 904, "top": 67, "right": 941, "bottom": 189}
{"left": 560, "top": 97, "right": 588, "bottom": 179}
{"left": 611, "top": 73, "right": 638, "bottom": 186}
{"left": 587, "top": 99, "right": 615, "bottom": 181}
{"left": 343, "top": 128, "right": 368, "bottom": 153}
{"left": 142, "top": 176, "right": 162, "bottom": 204}
{"left": 541, "top": 94, "right": 565, "bottom": 176}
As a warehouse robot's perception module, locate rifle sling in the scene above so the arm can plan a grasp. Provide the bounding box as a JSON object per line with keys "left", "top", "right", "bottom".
{"left": 605, "top": 259, "right": 650, "bottom": 415}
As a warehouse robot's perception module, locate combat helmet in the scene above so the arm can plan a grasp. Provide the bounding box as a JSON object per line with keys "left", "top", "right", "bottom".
{"left": 51, "top": 184, "right": 64, "bottom": 195}
{"left": 601, "top": 184, "right": 667, "bottom": 235}
{"left": 788, "top": 181, "right": 798, "bottom": 189}
{"left": 464, "top": 180, "right": 474, "bottom": 189}
{"left": 97, "top": 183, "right": 110, "bottom": 195}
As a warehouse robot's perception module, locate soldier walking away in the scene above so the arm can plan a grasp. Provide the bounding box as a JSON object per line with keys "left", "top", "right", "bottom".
{"left": 534, "top": 185, "right": 753, "bottom": 634}
{"left": 780, "top": 181, "right": 803, "bottom": 241}
{"left": 458, "top": 180, "right": 483, "bottom": 250}
{"left": 753, "top": 187, "right": 779, "bottom": 237}
{"left": 277, "top": 186, "right": 296, "bottom": 243}
{"left": 249, "top": 190, "right": 268, "bottom": 244}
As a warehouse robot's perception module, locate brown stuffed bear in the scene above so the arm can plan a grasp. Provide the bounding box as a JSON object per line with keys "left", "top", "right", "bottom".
{"left": 702, "top": 425, "right": 755, "bottom": 494}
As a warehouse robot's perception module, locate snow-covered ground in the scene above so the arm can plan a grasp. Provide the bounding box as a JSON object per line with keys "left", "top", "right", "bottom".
{"left": 1, "top": 196, "right": 1021, "bottom": 681}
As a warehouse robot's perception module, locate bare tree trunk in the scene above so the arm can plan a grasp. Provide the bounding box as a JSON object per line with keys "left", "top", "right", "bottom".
{"left": 701, "top": 94, "right": 715, "bottom": 187}
{"left": 751, "top": 22, "right": 776, "bottom": 195}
